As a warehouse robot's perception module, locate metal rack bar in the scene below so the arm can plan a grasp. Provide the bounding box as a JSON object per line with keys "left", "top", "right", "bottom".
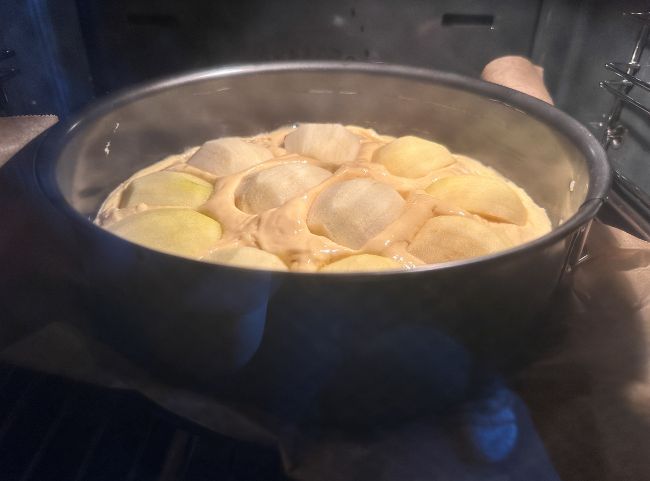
{"left": 600, "top": 21, "right": 649, "bottom": 148}
{"left": 604, "top": 62, "right": 650, "bottom": 92}
{"left": 588, "top": 12, "right": 650, "bottom": 244}
{"left": 0, "top": 48, "right": 16, "bottom": 115}
{"left": 600, "top": 81, "right": 650, "bottom": 116}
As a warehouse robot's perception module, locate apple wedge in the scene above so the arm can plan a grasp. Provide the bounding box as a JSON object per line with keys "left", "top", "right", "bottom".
{"left": 120, "top": 171, "right": 213, "bottom": 209}
{"left": 188, "top": 137, "right": 273, "bottom": 176}
{"left": 284, "top": 123, "right": 361, "bottom": 166}
{"left": 425, "top": 175, "right": 527, "bottom": 225}
{"left": 236, "top": 163, "right": 331, "bottom": 214}
{"left": 373, "top": 135, "right": 455, "bottom": 178}
{"left": 205, "top": 246, "right": 288, "bottom": 271}
{"left": 307, "top": 178, "right": 405, "bottom": 249}
{"left": 108, "top": 208, "right": 222, "bottom": 259}
{"left": 320, "top": 254, "right": 402, "bottom": 272}
{"left": 408, "top": 215, "right": 509, "bottom": 264}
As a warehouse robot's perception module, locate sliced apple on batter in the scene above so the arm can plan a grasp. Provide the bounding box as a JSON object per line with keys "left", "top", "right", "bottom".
{"left": 205, "top": 246, "right": 288, "bottom": 271}
{"left": 425, "top": 175, "right": 527, "bottom": 225}
{"left": 188, "top": 137, "right": 273, "bottom": 176}
{"left": 236, "top": 163, "right": 331, "bottom": 214}
{"left": 284, "top": 123, "right": 361, "bottom": 166}
{"left": 307, "top": 178, "right": 405, "bottom": 249}
{"left": 407, "top": 215, "right": 509, "bottom": 264}
{"left": 373, "top": 135, "right": 455, "bottom": 178}
{"left": 320, "top": 254, "right": 402, "bottom": 272}
{"left": 120, "top": 171, "right": 213, "bottom": 209}
{"left": 107, "top": 208, "right": 222, "bottom": 259}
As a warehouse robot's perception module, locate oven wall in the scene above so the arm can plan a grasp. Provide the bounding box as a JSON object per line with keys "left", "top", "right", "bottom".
{"left": 72, "top": 0, "right": 542, "bottom": 95}
{"left": 1, "top": 0, "right": 649, "bottom": 195}
{"left": 532, "top": 0, "right": 650, "bottom": 196}
{"left": 0, "top": 0, "right": 93, "bottom": 116}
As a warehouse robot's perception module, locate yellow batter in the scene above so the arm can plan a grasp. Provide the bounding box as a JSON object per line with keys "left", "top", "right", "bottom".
{"left": 96, "top": 125, "right": 551, "bottom": 272}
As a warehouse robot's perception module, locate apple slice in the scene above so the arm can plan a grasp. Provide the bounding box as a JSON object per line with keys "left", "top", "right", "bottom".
{"left": 307, "top": 178, "right": 405, "bottom": 249}
{"left": 284, "top": 123, "right": 361, "bottom": 166}
{"left": 373, "top": 135, "right": 455, "bottom": 178}
{"left": 120, "top": 171, "right": 213, "bottom": 209}
{"left": 188, "top": 137, "right": 273, "bottom": 176}
{"left": 205, "top": 246, "right": 288, "bottom": 271}
{"left": 425, "top": 175, "right": 527, "bottom": 225}
{"left": 320, "top": 254, "right": 402, "bottom": 272}
{"left": 407, "top": 215, "right": 509, "bottom": 264}
{"left": 108, "top": 208, "right": 222, "bottom": 259}
{"left": 236, "top": 163, "right": 331, "bottom": 214}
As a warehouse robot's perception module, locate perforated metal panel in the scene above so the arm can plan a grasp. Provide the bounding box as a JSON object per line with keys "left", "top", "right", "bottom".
{"left": 74, "top": 0, "right": 542, "bottom": 93}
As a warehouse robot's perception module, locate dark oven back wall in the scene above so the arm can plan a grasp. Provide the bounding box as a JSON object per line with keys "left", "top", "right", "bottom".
{"left": 0, "top": 0, "right": 93, "bottom": 116}
{"left": 76, "top": 0, "right": 543, "bottom": 96}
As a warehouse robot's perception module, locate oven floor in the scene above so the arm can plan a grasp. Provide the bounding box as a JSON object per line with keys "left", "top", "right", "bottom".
{"left": 0, "top": 363, "right": 288, "bottom": 481}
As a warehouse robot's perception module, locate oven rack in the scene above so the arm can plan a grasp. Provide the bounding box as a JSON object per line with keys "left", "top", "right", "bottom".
{"left": 598, "top": 11, "right": 650, "bottom": 239}
{"left": 0, "top": 362, "right": 288, "bottom": 481}
{"left": 0, "top": 48, "right": 17, "bottom": 116}
{"left": 600, "top": 11, "right": 650, "bottom": 148}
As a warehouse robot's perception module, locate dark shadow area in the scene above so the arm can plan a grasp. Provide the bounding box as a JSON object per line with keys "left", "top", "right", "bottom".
{"left": 0, "top": 363, "right": 289, "bottom": 481}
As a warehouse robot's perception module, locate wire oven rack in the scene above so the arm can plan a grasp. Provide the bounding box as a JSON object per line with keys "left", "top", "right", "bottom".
{"left": 598, "top": 11, "right": 650, "bottom": 239}
{"left": 601, "top": 12, "right": 650, "bottom": 147}
{"left": 0, "top": 48, "right": 17, "bottom": 115}
{"left": 0, "top": 363, "right": 288, "bottom": 481}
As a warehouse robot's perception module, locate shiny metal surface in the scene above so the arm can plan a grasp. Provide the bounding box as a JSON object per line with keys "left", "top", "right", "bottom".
{"left": 600, "top": 21, "right": 650, "bottom": 146}
{"left": 538, "top": 1, "right": 650, "bottom": 199}
{"left": 31, "top": 63, "right": 610, "bottom": 420}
